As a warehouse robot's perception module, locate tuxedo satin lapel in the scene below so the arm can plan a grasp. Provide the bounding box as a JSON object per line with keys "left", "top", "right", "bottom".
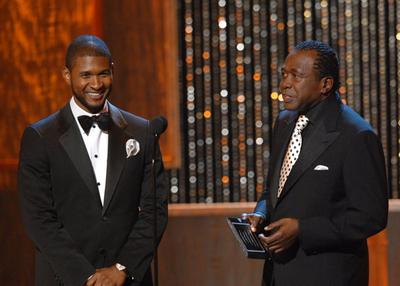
{"left": 276, "top": 118, "right": 340, "bottom": 204}
{"left": 270, "top": 117, "right": 297, "bottom": 208}
{"left": 58, "top": 105, "right": 102, "bottom": 206}
{"left": 102, "top": 104, "right": 128, "bottom": 215}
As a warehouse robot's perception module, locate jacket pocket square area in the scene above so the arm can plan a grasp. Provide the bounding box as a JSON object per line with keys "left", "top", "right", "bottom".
{"left": 314, "top": 165, "right": 329, "bottom": 171}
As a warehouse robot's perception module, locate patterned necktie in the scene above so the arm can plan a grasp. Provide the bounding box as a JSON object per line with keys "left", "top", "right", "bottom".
{"left": 78, "top": 113, "right": 111, "bottom": 135}
{"left": 277, "top": 115, "right": 309, "bottom": 197}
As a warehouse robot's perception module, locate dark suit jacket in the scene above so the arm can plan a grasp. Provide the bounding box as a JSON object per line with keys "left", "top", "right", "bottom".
{"left": 18, "top": 102, "right": 168, "bottom": 286}
{"left": 255, "top": 94, "right": 388, "bottom": 286}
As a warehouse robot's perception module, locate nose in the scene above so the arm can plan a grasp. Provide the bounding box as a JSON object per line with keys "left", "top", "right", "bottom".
{"left": 279, "top": 75, "right": 291, "bottom": 92}
{"left": 90, "top": 76, "right": 103, "bottom": 90}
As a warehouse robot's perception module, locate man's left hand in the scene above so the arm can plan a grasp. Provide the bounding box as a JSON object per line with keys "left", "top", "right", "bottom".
{"left": 86, "top": 266, "right": 126, "bottom": 286}
{"left": 259, "top": 218, "right": 299, "bottom": 253}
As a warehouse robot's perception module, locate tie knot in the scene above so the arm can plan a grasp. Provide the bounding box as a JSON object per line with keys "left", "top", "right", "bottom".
{"left": 294, "top": 115, "right": 309, "bottom": 134}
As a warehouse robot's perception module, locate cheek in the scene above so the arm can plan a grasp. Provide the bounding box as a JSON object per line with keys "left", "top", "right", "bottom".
{"left": 73, "top": 80, "right": 88, "bottom": 91}
{"left": 103, "top": 79, "right": 113, "bottom": 88}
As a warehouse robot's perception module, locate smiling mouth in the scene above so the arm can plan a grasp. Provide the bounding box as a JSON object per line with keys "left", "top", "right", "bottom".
{"left": 86, "top": 92, "right": 104, "bottom": 99}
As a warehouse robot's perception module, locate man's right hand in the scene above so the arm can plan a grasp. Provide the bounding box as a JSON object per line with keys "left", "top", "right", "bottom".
{"left": 245, "top": 213, "right": 264, "bottom": 233}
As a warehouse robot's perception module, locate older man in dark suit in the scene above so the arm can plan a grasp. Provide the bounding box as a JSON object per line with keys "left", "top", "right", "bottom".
{"left": 250, "top": 40, "right": 388, "bottom": 286}
{"left": 18, "top": 35, "right": 168, "bottom": 286}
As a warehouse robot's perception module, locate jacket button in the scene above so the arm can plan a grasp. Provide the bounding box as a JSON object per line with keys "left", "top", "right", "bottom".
{"left": 99, "top": 248, "right": 106, "bottom": 255}
{"left": 102, "top": 216, "right": 108, "bottom": 221}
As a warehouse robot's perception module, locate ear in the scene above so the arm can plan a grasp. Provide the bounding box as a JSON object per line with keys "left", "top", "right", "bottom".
{"left": 62, "top": 67, "right": 71, "bottom": 85}
{"left": 320, "top": 76, "right": 334, "bottom": 95}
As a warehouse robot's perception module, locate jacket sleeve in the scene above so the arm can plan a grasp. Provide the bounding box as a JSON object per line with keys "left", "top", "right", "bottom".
{"left": 18, "top": 127, "right": 95, "bottom": 286}
{"left": 116, "top": 122, "right": 168, "bottom": 284}
{"left": 254, "top": 115, "right": 282, "bottom": 220}
{"left": 298, "top": 130, "right": 388, "bottom": 253}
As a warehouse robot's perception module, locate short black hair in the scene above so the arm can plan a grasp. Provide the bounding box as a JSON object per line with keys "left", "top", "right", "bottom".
{"left": 294, "top": 40, "right": 339, "bottom": 93}
{"left": 65, "top": 35, "right": 112, "bottom": 69}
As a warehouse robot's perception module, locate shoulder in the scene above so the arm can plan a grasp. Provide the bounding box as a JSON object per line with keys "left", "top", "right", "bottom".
{"left": 119, "top": 108, "right": 149, "bottom": 126}
{"left": 275, "top": 109, "right": 297, "bottom": 129}
{"left": 29, "top": 110, "right": 62, "bottom": 137}
{"left": 278, "top": 109, "right": 297, "bottom": 122}
{"left": 339, "top": 104, "right": 376, "bottom": 135}
{"left": 109, "top": 103, "right": 150, "bottom": 135}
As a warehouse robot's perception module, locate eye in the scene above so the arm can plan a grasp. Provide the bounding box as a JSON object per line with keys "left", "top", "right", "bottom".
{"left": 100, "top": 71, "right": 111, "bottom": 78}
{"left": 80, "top": 73, "right": 91, "bottom": 79}
{"left": 292, "top": 72, "right": 304, "bottom": 80}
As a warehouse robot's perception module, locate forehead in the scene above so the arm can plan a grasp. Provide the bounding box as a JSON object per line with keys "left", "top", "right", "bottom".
{"left": 70, "top": 55, "right": 111, "bottom": 71}
{"left": 283, "top": 50, "right": 317, "bottom": 73}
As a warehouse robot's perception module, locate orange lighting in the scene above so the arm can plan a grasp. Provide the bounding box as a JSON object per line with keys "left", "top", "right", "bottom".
{"left": 203, "top": 65, "right": 210, "bottom": 73}
{"left": 221, "top": 176, "right": 229, "bottom": 184}
{"left": 253, "top": 72, "right": 261, "bottom": 81}
{"left": 185, "top": 56, "right": 193, "bottom": 64}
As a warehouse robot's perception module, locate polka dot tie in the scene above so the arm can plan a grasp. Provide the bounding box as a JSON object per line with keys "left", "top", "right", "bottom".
{"left": 277, "top": 115, "right": 309, "bottom": 198}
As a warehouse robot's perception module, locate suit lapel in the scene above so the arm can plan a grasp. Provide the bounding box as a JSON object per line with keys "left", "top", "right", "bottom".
{"left": 102, "top": 104, "right": 128, "bottom": 215}
{"left": 275, "top": 95, "right": 342, "bottom": 206}
{"left": 270, "top": 115, "right": 297, "bottom": 207}
{"left": 276, "top": 122, "right": 339, "bottom": 204}
{"left": 58, "top": 104, "right": 102, "bottom": 206}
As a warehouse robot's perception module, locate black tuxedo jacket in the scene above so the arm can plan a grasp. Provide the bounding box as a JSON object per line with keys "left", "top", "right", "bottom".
{"left": 255, "top": 94, "right": 388, "bottom": 286}
{"left": 18, "top": 102, "right": 168, "bottom": 286}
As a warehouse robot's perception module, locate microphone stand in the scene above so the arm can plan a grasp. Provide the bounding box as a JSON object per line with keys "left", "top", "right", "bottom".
{"left": 152, "top": 131, "right": 160, "bottom": 286}
{"left": 150, "top": 116, "right": 167, "bottom": 286}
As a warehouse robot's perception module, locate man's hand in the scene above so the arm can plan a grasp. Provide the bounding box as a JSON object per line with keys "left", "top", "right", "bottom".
{"left": 86, "top": 266, "right": 126, "bottom": 286}
{"left": 245, "top": 213, "right": 265, "bottom": 233}
{"left": 259, "top": 218, "right": 299, "bottom": 253}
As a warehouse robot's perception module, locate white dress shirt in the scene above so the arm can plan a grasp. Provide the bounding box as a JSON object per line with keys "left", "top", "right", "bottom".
{"left": 70, "top": 97, "right": 109, "bottom": 205}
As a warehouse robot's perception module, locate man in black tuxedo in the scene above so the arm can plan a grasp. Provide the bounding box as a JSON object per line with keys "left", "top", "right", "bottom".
{"left": 18, "top": 35, "right": 168, "bottom": 286}
{"left": 249, "top": 41, "right": 388, "bottom": 285}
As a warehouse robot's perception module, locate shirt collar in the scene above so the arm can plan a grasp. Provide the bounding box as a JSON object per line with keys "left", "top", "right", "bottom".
{"left": 302, "top": 93, "right": 338, "bottom": 125}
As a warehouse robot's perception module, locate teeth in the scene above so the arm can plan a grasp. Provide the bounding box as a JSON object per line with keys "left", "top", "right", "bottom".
{"left": 87, "top": 93, "right": 102, "bottom": 98}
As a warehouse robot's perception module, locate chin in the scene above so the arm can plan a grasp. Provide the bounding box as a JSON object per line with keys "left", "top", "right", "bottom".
{"left": 283, "top": 104, "right": 297, "bottom": 111}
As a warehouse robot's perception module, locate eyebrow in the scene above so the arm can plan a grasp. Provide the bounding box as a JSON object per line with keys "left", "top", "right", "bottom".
{"left": 280, "top": 66, "right": 306, "bottom": 75}
{"left": 79, "top": 69, "right": 111, "bottom": 75}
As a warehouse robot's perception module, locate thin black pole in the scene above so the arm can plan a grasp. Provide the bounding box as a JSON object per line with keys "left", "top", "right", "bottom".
{"left": 152, "top": 133, "right": 159, "bottom": 286}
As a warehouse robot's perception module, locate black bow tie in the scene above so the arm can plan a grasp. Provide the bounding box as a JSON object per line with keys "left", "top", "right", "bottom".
{"left": 78, "top": 113, "right": 111, "bottom": 135}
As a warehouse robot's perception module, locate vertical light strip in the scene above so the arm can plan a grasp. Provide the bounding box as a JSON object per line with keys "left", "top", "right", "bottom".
{"left": 351, "top": 0, "right": 361, "bottom": 113}
{"left": 389, "top": 0, "right": 398, "bottom": 198}
{"left": 344, "top": 0, "right": 354, "bottom": 108}
{"left": 369, "top": 0, "right": 379, "bottom": 131}
{"left": 218, "top": 0, "right": 230, "bottom": 201}
{"left": 252, "top": 0, "right": 264, "bottom": 201}
{"left": 183, "top": 0, "right": 197, "bottom": 203}
{"left": 337, "top": 0, "right": 347, "bottom": 102}
{"left": 304, "top": 0, "right": 313, "bottom": 40}
{"left": 378, "top": 1, "right": 388, "bottom": 168}
{"left": 269, "top": 0, "right": 280, "bottom": 122}
{"left": 361, "top": 0, "right": 371, "bottom": 123}
{"left": 320, "top": 0, "right": 330, "bottom": 43}
{"left": 201, "top": 0, "right": 213, "bottom": 203}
